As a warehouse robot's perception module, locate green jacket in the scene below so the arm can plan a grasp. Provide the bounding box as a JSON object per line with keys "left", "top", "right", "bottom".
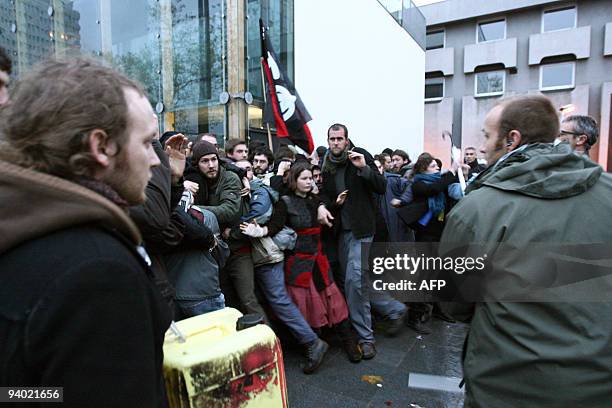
{"left": 197, "top": 166, "right": 242, "bottom": 229}
{"left": 440, "top": 143, "right": 612, "bottom": 407}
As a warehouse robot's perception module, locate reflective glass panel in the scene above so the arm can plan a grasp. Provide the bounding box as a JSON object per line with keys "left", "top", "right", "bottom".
{"left": 169, "top": 0, "right": 225, "bottom": 135}
{"left": 0, "top": 0, "right": 294, "bottom": 141}
{"left": 543, "top": 7, "right": 575, "bottom": 32}
{"left": 0, "top": 2, "right": 17, "bottom": 74}
{"left": 65, "top": 0, "right": 102, "bottom": 56}
{"left": 6, "top": 0, "right": 55, "bottom": 75}
{"left": 477, "top": 19, "right": 505, "bottom": 43}
{"left": 426, "top": 30, "right": 444, "bottom": 50}
{"left": 541, "top": 62, "right": 574, "bottom": 90}
{"left": 107, "top": 0, "right": 162, "bottom": 104}
{"left": 248, "top": 0, "right": 294, "bottom": 104}
{"left": 476, "top": 71, "right": 504, "bottom": 95}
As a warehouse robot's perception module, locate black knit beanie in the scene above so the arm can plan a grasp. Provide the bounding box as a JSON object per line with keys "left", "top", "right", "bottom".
{"left": 192, "top": 140, "right": 218, "bottom": 163}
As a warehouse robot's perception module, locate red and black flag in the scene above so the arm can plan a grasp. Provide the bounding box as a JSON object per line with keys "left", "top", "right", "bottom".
{"left": 260, "top": 19, "right": 314, "bottom": 154}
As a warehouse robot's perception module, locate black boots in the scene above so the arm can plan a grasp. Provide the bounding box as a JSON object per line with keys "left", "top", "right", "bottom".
{"left": 303, "top": 338, "right": 329, "bottom": 374}
{"left": 335, "top": 320, "right": 362, "bottom": 363}
{"left": 359, "top": 342, "right": 377, "bottom": 360}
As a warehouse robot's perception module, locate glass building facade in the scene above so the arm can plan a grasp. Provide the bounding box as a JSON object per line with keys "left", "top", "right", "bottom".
{"left": 0, "top": 0, "right": 294, "bottom": 146}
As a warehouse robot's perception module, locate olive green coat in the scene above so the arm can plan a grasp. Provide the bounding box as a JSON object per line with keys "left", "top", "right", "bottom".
{"left": 441, "top": 143, "right": 612, "bottom": 407}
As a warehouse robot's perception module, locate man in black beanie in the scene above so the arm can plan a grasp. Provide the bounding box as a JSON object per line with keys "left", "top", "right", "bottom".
{"left": 185, "top": 141, "right": 267, "bottom": 320}
{"left": 184, "top": 141, "right": 239, "bottom": 225}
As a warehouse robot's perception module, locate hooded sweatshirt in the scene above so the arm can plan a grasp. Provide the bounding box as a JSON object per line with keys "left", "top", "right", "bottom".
{"left": 440, "top": 143, "right": 612, "bottom": 408}
{"left": 0, "top": 160, "right": 171, "bottom": 407}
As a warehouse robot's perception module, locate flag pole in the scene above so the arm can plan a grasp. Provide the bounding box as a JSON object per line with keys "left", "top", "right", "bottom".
{"left": 258, "top": 19, "right": 313, "bottom": 154}
{"left": 260, "top": 57, "right": 274, "bottom": 153}
{"left": 259, "top": 19, "right": 274, "bottom": 153}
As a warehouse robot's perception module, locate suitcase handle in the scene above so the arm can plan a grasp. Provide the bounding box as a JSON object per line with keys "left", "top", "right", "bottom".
{"left": 166, "top": 323, "right": 234, "bottom": 344}
{"left": 169, "top": 321, "right": 186, "bottom": 343}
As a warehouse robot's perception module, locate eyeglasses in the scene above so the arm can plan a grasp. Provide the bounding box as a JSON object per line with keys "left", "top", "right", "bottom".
{"left": 559, "top": 130, "right": 583, "bottom": 137}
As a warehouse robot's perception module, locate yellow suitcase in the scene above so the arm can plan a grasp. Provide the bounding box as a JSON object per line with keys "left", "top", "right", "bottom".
{"left": 163, "top": 308, "right": 288, "bottom": 408}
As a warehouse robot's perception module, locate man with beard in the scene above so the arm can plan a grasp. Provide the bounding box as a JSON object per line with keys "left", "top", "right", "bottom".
{"left": 185, "top": 141, "right": 267, "bottom": 320}
{"left": 558, "top": 115, "right": 599, "bottom": 157}
{"left": 312, "top": 164, "right": 323, "bottom": 191}
{"left": 441, "top": 95, "right": 612, "bottom": 407}
{"left": 250, "top": 148, "right": 274, "bottom": 177}
{"left": 318, "top": 123, "right": 407, "bottom": 360}
{"left": 0, "top": 58, "right": 169, "bottom": 406}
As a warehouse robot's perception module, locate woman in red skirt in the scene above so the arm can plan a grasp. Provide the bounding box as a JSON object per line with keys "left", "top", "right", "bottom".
{"left": 248, "top": 162, "right": 361, "bottom": 363}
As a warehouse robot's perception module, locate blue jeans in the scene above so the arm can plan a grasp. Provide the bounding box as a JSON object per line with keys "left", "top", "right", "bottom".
{"left": 339, "top": 231, "right": 406, "bottom": 343}
{"left": 255, "top": 262, "right": 317, "bottom": 345}
{"left": 177, "top": 293, "right": 225, "bottom": 318}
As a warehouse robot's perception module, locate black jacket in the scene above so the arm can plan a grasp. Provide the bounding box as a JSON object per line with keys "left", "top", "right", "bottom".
{"left": 467, "top": 160, "right": 487, "bottom": 179}
{"left": 130, "top": 139, "right": 185, "bottom": 312}
{"left": 130, "top": 140, "right": 184, "bottom": 250}
{"left": 0, "top": 160, "right": 171, "bottom": 407}
{"left": 131, "top": 140, "right": 215, "bottom": 254}
{"left": 320, "top": 147, "right": 386, "bottom": 239}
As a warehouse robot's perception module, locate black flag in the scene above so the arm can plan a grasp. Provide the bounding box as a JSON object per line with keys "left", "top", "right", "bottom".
{"left": 260, "top": 19, "right": 314, "bottom": 154}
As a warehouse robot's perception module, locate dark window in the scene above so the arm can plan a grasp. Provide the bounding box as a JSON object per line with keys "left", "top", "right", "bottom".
{"left": 426, "top": 30, "right": 444, "bottom": 50}
{"left": 425, "top": 77, "right": 444, "bottom": 100}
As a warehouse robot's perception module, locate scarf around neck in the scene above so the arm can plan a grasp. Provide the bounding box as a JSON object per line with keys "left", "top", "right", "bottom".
{"left": 322, "top": 149, "right": 348, "bottom": 175}
{"left": 74, "top": 177, "right": 129, "bottom": 210}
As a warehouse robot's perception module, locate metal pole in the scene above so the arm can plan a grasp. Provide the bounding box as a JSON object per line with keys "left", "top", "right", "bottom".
{"left": 260, "top": 56, "right": 274, "bottom": 152}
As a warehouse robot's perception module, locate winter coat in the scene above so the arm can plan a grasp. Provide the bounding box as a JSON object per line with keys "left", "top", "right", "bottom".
{"left": 0, "top": 160, "right": 171, "bottom": 407}
{"left": 398, "top": 163, "right": 413, "bottom": 178}
{"left": 320, "top": 147, "right": 387, "bottom": 239}
{"left": 130, "top": 139, "right": 184, "bottom": 252}
{"left": 242, "top": 179, "right": 279, "bottom": 224}
{"left": 185, "top": 165, "right": 242, "bottom": 228}
{"left": 165, "top": 208, "right": 225, "bottom": 301}
{"left": 129, "top": 139, "right": 184, "bottom": 312}
{"left": 440, "top": 143, "right": 612, "bottom": 407}
{"left": 265, "top": 194, "right": 334, "bottom": 289}
{"left": 377, "top": 172, "right": 415, "bottom": 242}
{"left": 467, "top": 159, "right": 487, "bottom": 179}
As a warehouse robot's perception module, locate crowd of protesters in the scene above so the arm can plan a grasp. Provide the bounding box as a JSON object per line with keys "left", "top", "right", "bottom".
{"left": 1, "top": 49, "right": 612, "bottom": 408}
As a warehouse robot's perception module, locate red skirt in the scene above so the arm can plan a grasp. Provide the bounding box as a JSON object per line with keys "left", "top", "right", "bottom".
{"left": 286, "top": 279, "right": 349, "bottom": 329}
